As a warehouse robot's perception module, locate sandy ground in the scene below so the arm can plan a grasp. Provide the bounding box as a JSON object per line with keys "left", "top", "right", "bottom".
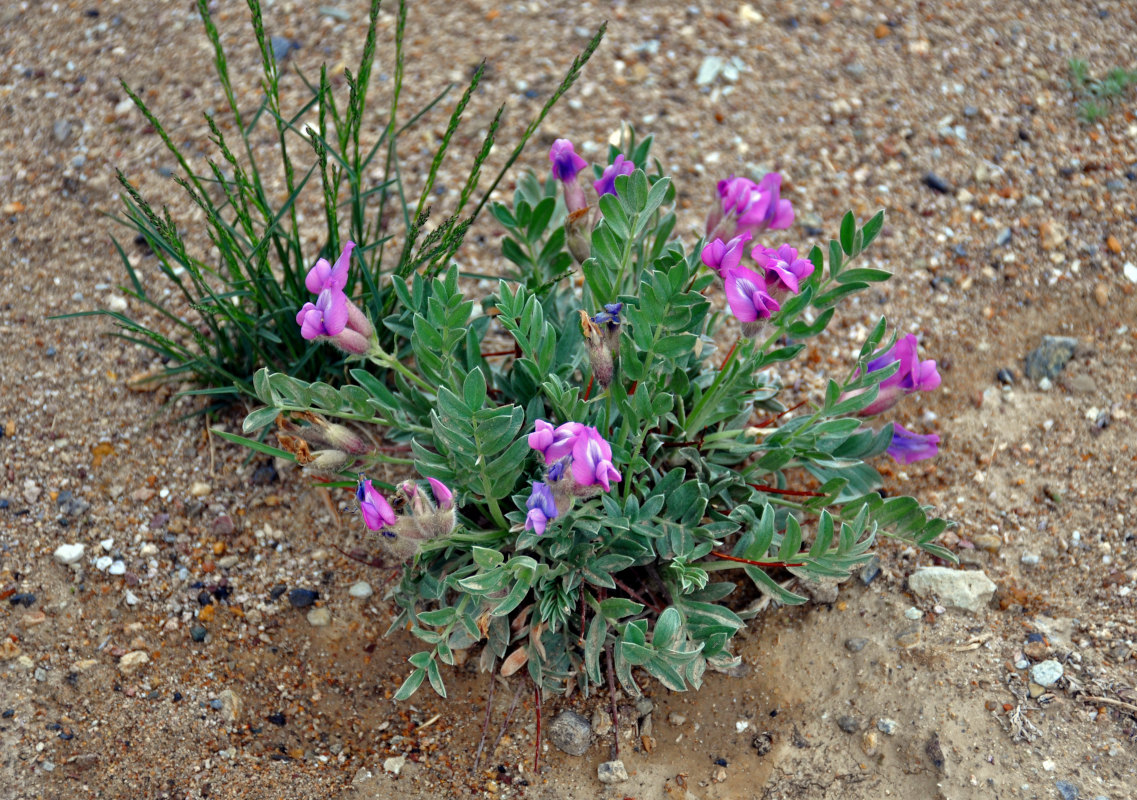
{"left": 1, "top": 1, "right": 1135, "bottom": 798}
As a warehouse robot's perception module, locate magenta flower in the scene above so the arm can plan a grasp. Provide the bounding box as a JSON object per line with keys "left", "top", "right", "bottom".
{"left": 296, "top": 288, "right": 348, "bottom": 340}
{"left": 426, "top": 477, "right": 454, "bottom": 511}
{"left": 594, "top": 154, "right": 634, "bottom": 196}
{"left": 858, "top": 334, "right": 941, "bottom": 417}
{"left": 722, "top": 264, "right": 781, "bottom": 324}
{"left": 528, "top": 420, "right": 584, "bottom": 465}
{"left": 356, "top": 477, "right": 397, "bottom": 534}
{"left": 524, "top": 482, "right": 559, "bottom": 535}
{"left": 549, "top": 139, "right": 588, "bottom": 183}
{"left": 700, "top": 233, "right": 752, "bottom": 277}
{"left": 886, "top": 425, "right": 940, "bottom": 465}
{"left": 751, "top": 243, "right": 814, "bottom": 295}
{"left": 305, "top": 241, "right": 354, "bottom": 295}
{"left": 707, "top": 173, "right": 794, "bottom": 241}
{"left": 570, "top": 427, "right": 621, "bottom": 491}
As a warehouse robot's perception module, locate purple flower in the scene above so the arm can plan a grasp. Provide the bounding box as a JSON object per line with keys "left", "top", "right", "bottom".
{"left": 524, "top": 481, "right": 559, "bottom": 535}
{"left": 356, "top": 477, "right": 397, "bottom": 534}
{"left": 593, "top": 154, "right": 634, "bottom": 197}
{"left": 722, "top": 264, "right": 781, "bottom": 324}
{"left": 700, "top": 233, "right": 752, "bottom": 277}
{"left": 707, "top": 173, "right": 794, "bottom": 241}
{"left": 296, "top": 288, "right": 348, "bottom": 340}
{"left": 751, "top": 243, "right": 814, "bottom": 295}
{"left": 426, "top": 477, "right": 453, "bottom": 511}
{"left": 570, "top": 427, "right": 621, "bottom": 491}
{"left": 886, "top": 425, "right": 940, "bottom": 465}
{"left": 305, "top": 241, "right": 354, "bottom": 295}
{"left": 591, "top": 302, "right": 623, "bottom": 328}
{"left": 550, "top": 139, "right": 588, "bottom": 183}
{"left": 858, "top": 334, "right": 941, "bottom": 416}
{"left": 528, "top": 420, "right": 584, "bottom": 465}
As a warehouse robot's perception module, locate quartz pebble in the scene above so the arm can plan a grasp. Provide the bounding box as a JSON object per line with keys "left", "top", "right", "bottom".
{"left": 597, "top": 760, "right": 629, "bottom": 784}
{"left": 53, "top": 543, "right": 85, "bottom": 565}
{"left": 348, "top": 581, "right": 373, "bottom": 599}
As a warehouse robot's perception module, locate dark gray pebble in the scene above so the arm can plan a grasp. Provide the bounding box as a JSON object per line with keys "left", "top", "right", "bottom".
{"left": 190, "top": 625, "right": 207, "bottom": 643}
{"left": 837, "top": 716, "right": 861, "bottom": 733}
{"left": 288, "top": 588, "right": 319, "bottom": 608}
{"left": 922, "top": 172, "right": 952, "bottom": 194}
{"left": 859, "top": 555, "right": 882, "bottom": 586}
{"left": 9, "top": 593, "right": 35, "bottom": 607}
{"left": 1024, "top": 336, "right": 1078, "bottom": 381}
{"left": 845, "top": 638, "right": 868, "bottom": 653}
{"left": 996, "top": 368, "right": 1015, "bottom": 385}
{"left": 548, "top": 710, "right": 592, "bottom": 756}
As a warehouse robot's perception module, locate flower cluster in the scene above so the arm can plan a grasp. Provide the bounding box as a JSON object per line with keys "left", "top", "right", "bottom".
{"left": 523, "top": 420, "right": 621, "bottom": 535}
{"left": 701, "top": 229, "right": 815, "bottom": 337}
{"left": 356, "top": 475, "right": 456, "bottom": 561}
{"left": 706, "top": 173, "right": 794, "bottom": 243}
{"left": 296, "top": 241, "right": 375, "bottom": 355}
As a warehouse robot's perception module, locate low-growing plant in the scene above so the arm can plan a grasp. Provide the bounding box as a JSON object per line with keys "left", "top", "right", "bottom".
{"left": 1068, "top": 57, "right": 1137, "bottom": 124}
{"left": 60, "top": 0, "right": 603, "bottom": 405}
{"left": 218, "top": 130, "right": 952, "bottom": 703}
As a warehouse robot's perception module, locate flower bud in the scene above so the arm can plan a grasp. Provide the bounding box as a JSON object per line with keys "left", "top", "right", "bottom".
{"left": 565, "top": 207, "right": 592, "bottom": 265}
{"left": 307, "top": 449, "right": 350, "bottom": 472}
{"left": 580, "top": 310, "right": 614, "bottom": 388}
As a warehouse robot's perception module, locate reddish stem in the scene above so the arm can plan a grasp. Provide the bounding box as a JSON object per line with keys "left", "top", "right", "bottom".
{"left": 754, "top": 399, "right": 809, "bottom": 429}
{"left": 583, "top": 373, "right": 594, "bottom": 401}
{"left": 628, "top": 380, "right": 638, "bottom": 396}
{"left": 710, "top": 551, "right": 805, "bottom": 568}
{"left": 748, "top": 483, "right": 825, "bottom": 498}
{"left": 533, "top": 681, "right": 542, "bottom": 772}
{"left": 719, "top": 340, "right": 738, "bottom": 371}
{"left": 480, "top": 349, "right": 516, "bottom": 357}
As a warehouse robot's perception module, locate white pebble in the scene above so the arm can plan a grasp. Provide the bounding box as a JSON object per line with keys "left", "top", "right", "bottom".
{"left": 53, "top": 543, "right": 85, "bottom": 565}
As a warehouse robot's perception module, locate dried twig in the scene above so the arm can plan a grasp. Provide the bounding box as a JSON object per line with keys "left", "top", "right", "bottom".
{"left": 605, "top": 644, "right": 620, "bottom": 760}
{"left": 1080, "top": 695, "right": 1137, "bottom": 716}
{"left": 489, "top": 682, "right": 524, "bottom": 758}
{"left": 472, "top": 664, "right": 497, "bottom": 773}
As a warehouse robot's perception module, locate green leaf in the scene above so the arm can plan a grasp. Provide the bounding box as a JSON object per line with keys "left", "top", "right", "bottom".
{"left": 585, "top": 612, "right": 607, "bottom": 684}
{"left": 861, "top": 210, "right": 884, "bottom": 249}
{"left": 393, "top": 668, "right": 426, "bottom": 700}
{"left": 462, "top": 367, "right": 487, "bottom": 410}
{"left": 599, "top": 598, "right": 645, "bottom": 621}
{"left": 828, "top": 239, "right": 843, "bottom": 277}
{"left": 839, "top": 211, "right": 856, "bottom": 255}
{"left": 836, "top": 268, "right": 891, "bottom": 285}
{"left": 242, "top": 406, "right": 279, "bottom": 432}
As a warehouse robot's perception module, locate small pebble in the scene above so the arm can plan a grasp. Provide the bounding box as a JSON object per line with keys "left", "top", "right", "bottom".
{"left": 668, "top": 712, "right": 687, "bottom": 726}
{"left": 597, "top": 760, "right": 629, "bottom": 785}
{"left": 210, "top": 699, "right": 224, "bottom": 710}
{"left": 837, "top": 715, "right": 861, "bottom": 733}
{"left": 877, "top": 718, "right": 899, "bottom": 735}
{"left": 288, "top": 588, "right": 319, "bottom": 608}
{"left": 108, "top": 560, "right": 126, "bottom": 576}
{"left": 922, "top": 172, "right": 952, "bottom": 194}
{"left": 1014, "top": 658, "right": 1030, "bottom": 670}
{"left": 1030, "top": 659, "right": 1063, "bottom": 687}
{"left": 348, "top": 581, "right": 373, "bottom": 599}
{"left": 1055, "top": 780, "right": 1079, "bottom": 800}
{"left": 383, "top": 755, "right": 406, "bottom": 776}
{"left": 306, "top": 607, "right": 331, "bottom": 627}
{"left": 189, "top": 481, "right": 212, "bottom": 497}
{"left": 996, "top": 368, "right": 1015, "bottom": 385}
{"left": 548, "top": 710, "right": 592, "bottom": 756}
{"left": 904, "top": 606, "right": 922, "bottom": 620}
{"left": 858, "top": 556, "right": 882, "bottom": 586}
{"left": 53, "top": 543, "right": 85, "bottom": 565}
{"left": 845, "top": 638, "right": 868, "bottom": 653}
{"left": 124, "top": 590, "right": 140, "bottom": 606}
{"left": 190, "top": 625, "right": 207, "bottom": 643}
{"left": 9, "top": 592, "right": 35, "bottom": 607}
{"left": 1021, "top": 552, "right": 1041, "bottom": 566}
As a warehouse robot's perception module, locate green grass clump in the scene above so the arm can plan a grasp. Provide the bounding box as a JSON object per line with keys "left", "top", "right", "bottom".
{"left": 1068, "top": 57, "right": 1137, "bottom": 124}
{"left": 61, "top": 0, "right": 603, "bottom": 410}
